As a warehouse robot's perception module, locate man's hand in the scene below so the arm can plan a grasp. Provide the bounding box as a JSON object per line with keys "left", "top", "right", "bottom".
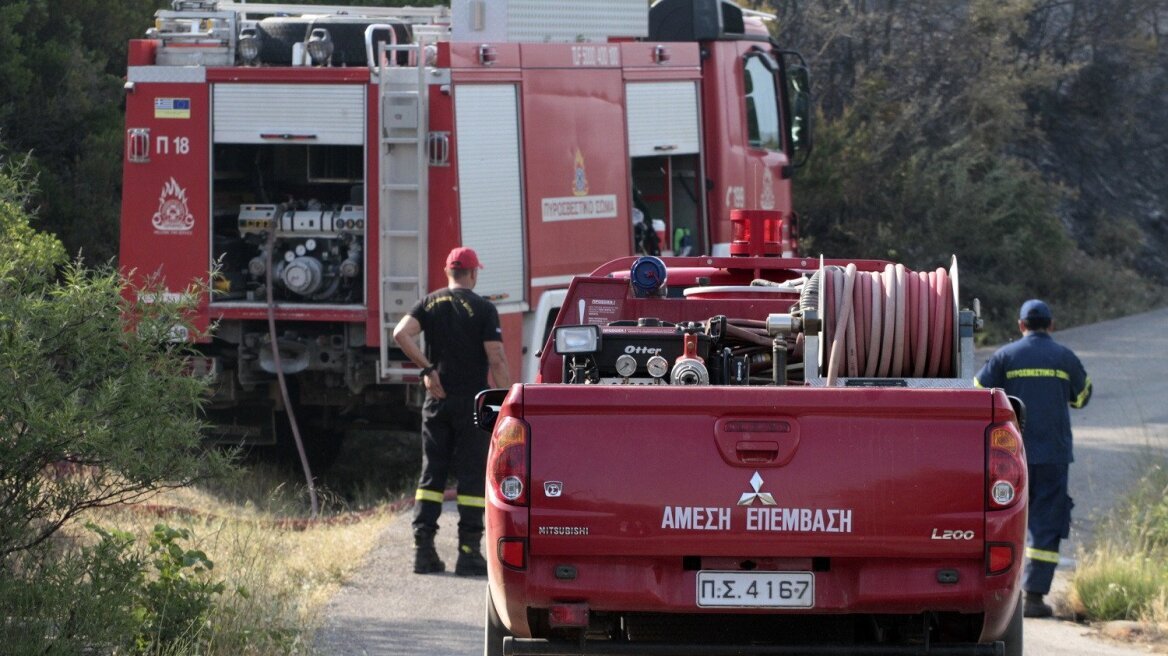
{"left": 423, "top": 370, "right": 447, "bottom": 399}
{"left": 394, "top": 315, "right": 446, "bottom": 397}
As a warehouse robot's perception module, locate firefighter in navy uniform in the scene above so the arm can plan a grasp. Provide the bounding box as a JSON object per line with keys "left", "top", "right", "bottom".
{"left": 975, "top": 299, "right": 1092, "bottom": 618}
{"left": 393, "top": 247, "right": 511, "bottom": 576}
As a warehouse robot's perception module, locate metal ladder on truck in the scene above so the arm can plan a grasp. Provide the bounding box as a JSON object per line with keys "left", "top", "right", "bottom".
{"left": 374, "top": 28, "right": 434, "bottom": 384}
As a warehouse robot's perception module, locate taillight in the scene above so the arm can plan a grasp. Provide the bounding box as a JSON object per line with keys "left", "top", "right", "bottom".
{"left": 986, "top": 423, "right": 1025, "bottom": 510}
{"left": 986, "top": 543, "right": 1015, "bottom": 575}
{"left": 489, "top": 416, "right": 529, "bottom": 506}
{"left": 498, "top": 537, "right": 527, "bottom": 570}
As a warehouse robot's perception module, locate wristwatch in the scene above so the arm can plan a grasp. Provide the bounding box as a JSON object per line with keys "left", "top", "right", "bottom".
{"left": 419, "top": 364, "right": 435, "bottom": 377}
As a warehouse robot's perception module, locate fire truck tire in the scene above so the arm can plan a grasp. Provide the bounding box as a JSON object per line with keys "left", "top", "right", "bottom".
{"left": 1000, "top": 594, "right": 1024, "bottom": 656}
{"left": 257, "top": 18, "right": 410, "bottom": 67}
{"left": 484, "top": 587, "right": 513, "bottom": 656}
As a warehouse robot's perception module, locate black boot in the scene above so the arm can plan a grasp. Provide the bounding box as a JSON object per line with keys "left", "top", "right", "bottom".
{"left": 413, "top": 530, "right": 445, "bottom": 574}
{"left": 1023, "top": 591, "right": 1052, "bottom": 618}
{"left": 455, "top": 534, "right": 488, "bottom": 577}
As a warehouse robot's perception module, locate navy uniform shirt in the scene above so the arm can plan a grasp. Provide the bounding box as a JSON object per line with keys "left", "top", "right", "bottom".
{"left": 974, "top": 332, "right": 1091, "bottom": 464}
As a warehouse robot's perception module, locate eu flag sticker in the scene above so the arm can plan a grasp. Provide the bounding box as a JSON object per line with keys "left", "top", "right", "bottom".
{"left": 154, "top": 97, "right": 191, "bottom": 119}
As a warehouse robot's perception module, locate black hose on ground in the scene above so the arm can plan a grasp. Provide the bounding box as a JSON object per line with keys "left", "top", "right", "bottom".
{"left": 265, "top": 203, "right": 319, "bottom": 518}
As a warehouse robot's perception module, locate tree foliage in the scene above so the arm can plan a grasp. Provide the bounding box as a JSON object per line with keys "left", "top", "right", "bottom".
{"left": 0, "top": 0, "right": 1163, "bottom": 336}
{"left": 0, "top": 159, "right": 230, "bottom": 562}
{"left": 763, "top": 0, "right": 1167, "bottom": 337}
{"left": 0, "top": 0, "right": 168, "bottom": 263}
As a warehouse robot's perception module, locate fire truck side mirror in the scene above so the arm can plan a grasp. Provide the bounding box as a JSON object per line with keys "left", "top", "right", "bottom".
{"left": 786, "top": 64, "right": 813, "bottom": 169}
{"left": 475, "top": 388, "right": 509, "bottom": 432}
{"left": 1007, "top": 395, "right": 1027, "bottom": 435}
{"left": 775, "top": 49, "right": 814, "bottom": 171}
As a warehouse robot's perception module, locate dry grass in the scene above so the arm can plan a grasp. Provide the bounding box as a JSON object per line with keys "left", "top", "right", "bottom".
{"left": 73, "top": 473, "right": 401, "bottom": 654}
{"left": 1070, "top": 545, "right": 1168, "bottom": 622}
{"left": 1072, "top": 460, "right": 1168, "bottom": 629}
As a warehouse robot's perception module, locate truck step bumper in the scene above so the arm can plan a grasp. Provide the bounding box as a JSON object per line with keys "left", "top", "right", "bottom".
{"left": 504, "top": 638, "right": 1003, "bottom": 656}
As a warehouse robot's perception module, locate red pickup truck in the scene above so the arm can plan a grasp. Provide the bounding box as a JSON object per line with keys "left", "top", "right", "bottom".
{"left": 478, "top": 247, "right": 1027, "bottom": 656}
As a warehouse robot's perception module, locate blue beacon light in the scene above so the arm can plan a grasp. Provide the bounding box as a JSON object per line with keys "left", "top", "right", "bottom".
{"left": 630, "top": 256, "right": 667, "bottom": 297}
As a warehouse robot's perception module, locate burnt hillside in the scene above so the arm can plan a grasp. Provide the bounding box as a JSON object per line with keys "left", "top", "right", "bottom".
{"left": 769, "top": 0, "right": 1168, "bottom": 338}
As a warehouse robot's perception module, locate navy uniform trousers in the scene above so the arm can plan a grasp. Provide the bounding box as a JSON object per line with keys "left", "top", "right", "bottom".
{"left": 1025, "top": 463, "right": 1072, "bottom": 595}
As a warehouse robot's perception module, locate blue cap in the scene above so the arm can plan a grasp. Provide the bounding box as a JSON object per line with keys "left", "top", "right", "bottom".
{"left": 1019, "top": 299, "right": 1052, "bottom": 321}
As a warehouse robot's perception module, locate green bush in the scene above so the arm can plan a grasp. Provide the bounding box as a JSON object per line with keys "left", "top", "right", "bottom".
{"left": 1122, "top": 468, "right": 1168, "bottom": 554}
{"left": 0, "top": 525, "right": 141, "bottom": 654}
{"left": 0, "top": 522, "right": 231, "bottom": 655}
{"left": 0, "top": 153, "right": 230, "bottom": 558}
{"left": 1073, "top": 549, "right": 1168, "bottom": 622}
{"left": 1073, "top": 461, "right": 1168, "bottom": 622}
{"left": 0, "top": 146, "right": 234, "bottom": 653}
{"left": 135, "top": 524, "right": 229, "bottom": 653}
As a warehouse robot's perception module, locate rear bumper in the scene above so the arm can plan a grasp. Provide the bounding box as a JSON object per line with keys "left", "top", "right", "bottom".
{"left": 503, "top": 638, "right": 1004, "bottom": 655}
{"left": 488, "top": 494, "right": 1027, "bottom": 645}
{"left": 490, "top": 553, "right": 1021, "bottom": 635}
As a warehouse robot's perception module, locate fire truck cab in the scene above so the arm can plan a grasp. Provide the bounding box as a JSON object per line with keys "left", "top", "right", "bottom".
{"left": 119, "top": 0, "right": 812, "bottom": 447}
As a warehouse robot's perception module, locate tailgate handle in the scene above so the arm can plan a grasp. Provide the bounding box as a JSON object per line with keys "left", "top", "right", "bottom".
{"left": 714, "top": 417, "right": 800, "bottom": 467}
{"left": 736, "top": 440, "right": 779, "bottom": 463}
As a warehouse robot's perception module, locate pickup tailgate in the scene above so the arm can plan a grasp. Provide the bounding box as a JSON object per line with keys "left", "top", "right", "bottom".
{"left": 523, "top": 384, "right": 995, "bottom": 559}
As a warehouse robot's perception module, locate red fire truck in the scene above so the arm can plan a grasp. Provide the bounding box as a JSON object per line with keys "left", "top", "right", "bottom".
{"left": 119, "top": 0, "right": 812, "bottom": 446}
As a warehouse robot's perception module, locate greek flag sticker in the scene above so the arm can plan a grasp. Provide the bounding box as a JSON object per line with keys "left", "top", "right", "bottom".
{"left": 154, "top": 97, "right": 191, "bottom": 119}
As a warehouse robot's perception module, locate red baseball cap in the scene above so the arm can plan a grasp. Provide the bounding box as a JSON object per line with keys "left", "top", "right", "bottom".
{"left": 445, "top": 246, "right": 482, "bottom": 270}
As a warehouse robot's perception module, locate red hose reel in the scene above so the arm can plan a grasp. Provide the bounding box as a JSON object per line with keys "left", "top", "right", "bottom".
{"left": 821, "top": 260, "right": 959, "bottom": 383}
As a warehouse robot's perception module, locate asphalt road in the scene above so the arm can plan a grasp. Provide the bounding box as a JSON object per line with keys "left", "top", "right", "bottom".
{"left": 314, "top": 307, "right": 1168, "bottom": 656}
{"left": 314, "top": 497, "right": 484, "bottom": 655}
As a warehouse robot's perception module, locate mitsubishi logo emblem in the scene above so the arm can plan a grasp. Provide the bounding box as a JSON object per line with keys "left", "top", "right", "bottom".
{"left": 737, "top": 471, "right": 777, "bottom": 506}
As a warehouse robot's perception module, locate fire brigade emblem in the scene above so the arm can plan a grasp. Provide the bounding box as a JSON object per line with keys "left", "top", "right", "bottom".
{"left": 760, "top": 168, "right": 776, "bottom": 210}
{"left": 737, "top": 471, "right": 777, "bottom": 506}
{"left": 151, "top": 177, "right": 196, "bottom": 233}
{"left": 544, "top": 481, "right": 564, "bottom": 498}
{"left": 572, "top": 148, "right": 589, "bottom": 196}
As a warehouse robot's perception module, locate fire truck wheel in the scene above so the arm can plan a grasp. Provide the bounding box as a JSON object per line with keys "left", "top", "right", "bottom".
{"left": 484, "top": 587, "right": 512, "bottom": 656}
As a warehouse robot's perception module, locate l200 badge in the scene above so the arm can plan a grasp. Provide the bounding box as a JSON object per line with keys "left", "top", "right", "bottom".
{"left": 544, "top": 481, "right": 564, "bottom": 497}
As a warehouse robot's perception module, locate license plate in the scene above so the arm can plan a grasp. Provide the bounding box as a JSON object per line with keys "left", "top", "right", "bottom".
{"left": 696, "top": 571, "right": 814, "bottom": 608}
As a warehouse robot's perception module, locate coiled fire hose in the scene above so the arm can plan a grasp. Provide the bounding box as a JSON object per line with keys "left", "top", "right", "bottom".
{"left": 822, "top": 262, "right": 955, "bottom": 385}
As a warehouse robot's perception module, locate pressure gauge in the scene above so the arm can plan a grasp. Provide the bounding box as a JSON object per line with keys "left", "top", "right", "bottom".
{"left": 646, "top": 355, "right": 669, "bottom": 379}
{"left": 615, "top": 354, "right": 637, "bottom": 378}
